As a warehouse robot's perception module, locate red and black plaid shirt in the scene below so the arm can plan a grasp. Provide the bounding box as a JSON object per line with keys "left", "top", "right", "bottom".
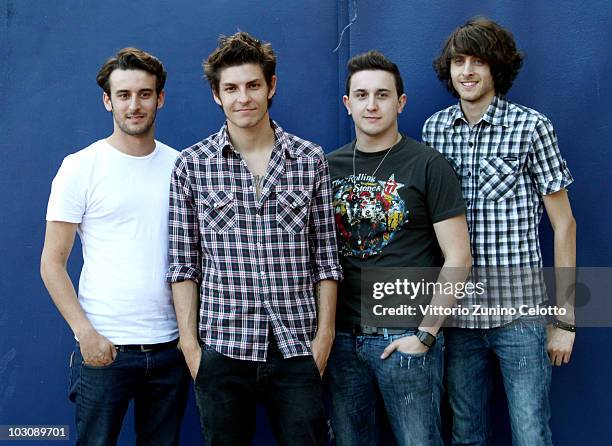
{"left": 167, "top": 121, "right": 342, "bottom": 361}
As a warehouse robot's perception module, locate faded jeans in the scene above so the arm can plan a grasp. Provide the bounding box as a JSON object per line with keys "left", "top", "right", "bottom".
{"left": 445, "top": 315, "right": 552, "bottom": 446}
{"left": 326, "top": 330, "right": 444, "bottom": 446}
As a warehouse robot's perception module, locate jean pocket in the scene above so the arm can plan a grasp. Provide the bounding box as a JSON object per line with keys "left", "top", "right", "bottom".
{"left": 80, "top": 350, "right": 119, "bottom": 369}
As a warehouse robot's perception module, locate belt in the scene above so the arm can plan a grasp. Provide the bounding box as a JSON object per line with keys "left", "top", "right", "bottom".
{"left": 340, "top": 324, "right": 408, "bottom": 336}
{"left": 114, "top": 339, "right": 179, "bottom": 352}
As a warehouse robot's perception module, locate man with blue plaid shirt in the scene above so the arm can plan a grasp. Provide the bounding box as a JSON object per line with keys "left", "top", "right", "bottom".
{"left": 167, "top": 32, "right": 342, "bottom": 446}
{"left": 423, "top": 17, "right": 577, "bottom": 445}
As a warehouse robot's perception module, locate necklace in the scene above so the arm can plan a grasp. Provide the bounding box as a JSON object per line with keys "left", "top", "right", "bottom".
{"left": 352, "top": 135, "right": 401, "bottom": 178}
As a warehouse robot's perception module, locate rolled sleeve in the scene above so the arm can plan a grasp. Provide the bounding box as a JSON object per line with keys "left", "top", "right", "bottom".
{"left": 166, "top": 154, "right": 202, "bottom": 284}
{"left": 308, "top": 151, "right": 343, "bottom": 283}
{"left": 527, "top": 118, "right": 574, "bottom": 196}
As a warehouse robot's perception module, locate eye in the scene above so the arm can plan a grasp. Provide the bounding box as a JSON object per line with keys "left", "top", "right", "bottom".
{"left": 473, "top": 58, "right": 485, "bottom": 66}
{"left": 116, "top": 93, "right": 128, "bottom": 100}
{"left": 224, "top": 86, "right": 236, "bottom": 92}
{"left": 354, "top": 91, "right": 367, "bottom": 99}
{"left": 452, "top": 56, "right": 464, "bottom": 65}
{"left": 140, "top": 91, "right": 152, "bottom": 99}
{"left": 248, "top": 82, "right": 261, "bottom": 89}
{"left": 377, "top": 92, "right": 388, "bottom": 99}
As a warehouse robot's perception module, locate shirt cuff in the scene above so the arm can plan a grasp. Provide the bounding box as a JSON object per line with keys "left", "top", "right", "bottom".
{"left": 166, "top": 265, "right": 201, "bottom": 284}
{"left": 312, "top": 265, "right": 343, "bottom": 283}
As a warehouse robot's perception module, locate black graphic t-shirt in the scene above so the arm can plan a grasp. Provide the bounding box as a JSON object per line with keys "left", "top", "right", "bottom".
{"left": 328, "top": 135, "right": 466, "bottom": 327}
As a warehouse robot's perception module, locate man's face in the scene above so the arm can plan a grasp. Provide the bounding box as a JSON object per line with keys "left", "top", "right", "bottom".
{"left": 343, "top": 70, "right": 406, "bottom": 139}
{"left": 103, "top": 69, "right": 164, "bottom": 137}
{"left": 450, "top": 54, "right": 496, "bottom": 105}
{"left": 213, "top": 63, "right": 276, "bottom": 130}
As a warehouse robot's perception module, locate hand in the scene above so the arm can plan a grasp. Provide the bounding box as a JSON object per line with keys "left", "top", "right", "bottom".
{"left": 78, "top": 328, "right": 116, "bottom": 367}
{"left": 311, "top": 330, "right": 334, "bottom": 377}
{"left": 547, "top": 325, "right": 575, "bottom": 366}
{"left": 179, "top": 340, "right": 202, "bottom": 380}
{"left": 381, "top": 335, "right": 428, "bottom": 359}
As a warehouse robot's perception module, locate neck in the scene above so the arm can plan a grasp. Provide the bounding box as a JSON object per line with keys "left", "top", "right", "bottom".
{"left": 227, "top": 113, "right": 275, "bottom": 153}
{"left": 355, "top": 125, "right": 401, "bottom": 153}
{"left": 106, "top": 128, "right": 156, "bottom": 157}
{"left": 460, "top": 91, "right": 496, "bottom": 126}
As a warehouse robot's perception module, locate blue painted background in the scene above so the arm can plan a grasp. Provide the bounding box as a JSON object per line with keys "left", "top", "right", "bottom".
{"left": 1, "top": 0, "right": 611, "bottom": 444}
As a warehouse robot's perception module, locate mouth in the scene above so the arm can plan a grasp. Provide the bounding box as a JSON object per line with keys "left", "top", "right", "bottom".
{"left": 236, "top": 108, "right": 256, "bottom": 113}
{"left": 364, "top": 116, "right": 381, "bottom": 122}
{"left": 460, "top": 80, "right": 478, "bottom": 89}
{"left": 127, "top": 114, "right": 145, "bottom": 120}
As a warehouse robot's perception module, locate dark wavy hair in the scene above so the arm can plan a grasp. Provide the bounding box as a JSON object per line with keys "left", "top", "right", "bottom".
{"left": 204, "top": 31, "right": 276, "bottom": 106}
{"left": 345, "top": 50, "right": 404, "bottom": 98}
{"left": 433, "top": 17, "right": 523, "bottom": 97}
{"left": 96, "top": 47, "right": 166, "bottom": 96}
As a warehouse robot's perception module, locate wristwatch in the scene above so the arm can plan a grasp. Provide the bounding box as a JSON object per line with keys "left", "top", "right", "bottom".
{"left": 415, "top": 329, "right": 436, "bottom": 348}
{"left": 553, "top": 319, "right": 576, "bottom": 333}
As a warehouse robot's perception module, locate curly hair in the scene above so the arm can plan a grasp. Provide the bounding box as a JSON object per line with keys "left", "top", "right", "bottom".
{"left": 96, "top": 47, "right": 166, "bottom": 96}
{"left": 433, "top": 17, "right": 523, "bottom": 97}
{"left": 345, "top": 50, "right": 404, "bottom": 98}
{"left": 204, "top": 31, "right": 276, "bottom": 98}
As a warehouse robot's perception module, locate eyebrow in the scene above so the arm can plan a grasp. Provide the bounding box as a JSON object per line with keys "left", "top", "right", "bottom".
{"left": 352, "top": 88, "right": 391, "bottom": 93}
{"left": 221, "top": 78, "right": 262, "bottom": 86}
{"left": 114, "top": 88, "right": 154, "bottom": 94}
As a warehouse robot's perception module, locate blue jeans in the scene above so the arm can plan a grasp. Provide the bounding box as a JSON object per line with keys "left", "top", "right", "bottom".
{"left": 326, "top": 330, "right": 444, "bottom": 446}
{"left": 194, "top": 340, "right": 326, "bottom": 446}
{"left": 445, "top": 316, "right": 552, "bottom": 446}
{"left": 69, "top": 342, "right": 190, "bottom": 446}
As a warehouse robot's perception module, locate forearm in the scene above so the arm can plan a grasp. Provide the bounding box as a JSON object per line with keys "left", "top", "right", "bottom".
{"left": 553, "top": 218, "right": 577, "bottom": 323}
{"left": 314, "top": 279, "right": 337, "bottom": 336}
{"left": 419, "top": 257, "right": 471, "bottom": 336}
{"left": 171, "top": 280, "right": 200, "bottom": 350}
{"left": 40, "top": 260, "right": 95, "bottom": 339}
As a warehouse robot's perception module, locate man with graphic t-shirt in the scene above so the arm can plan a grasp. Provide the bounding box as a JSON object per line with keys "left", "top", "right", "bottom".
{"left": 326, "top": 50, "right": 472, "bottom": 446}
{"left": 40, "top": 48, "right": 189, "bottom": 445}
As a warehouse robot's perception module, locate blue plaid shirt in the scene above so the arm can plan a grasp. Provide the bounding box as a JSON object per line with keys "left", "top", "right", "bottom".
{"left": 167, "top": 121, "right": 342, "bottom": 361}
{"left": 422, "top": 96, "right": 573, "bottom": 327}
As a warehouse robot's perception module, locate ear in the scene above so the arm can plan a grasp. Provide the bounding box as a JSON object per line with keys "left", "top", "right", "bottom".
{"left": 397, "top": 93, "right": 407, "bottom": 114}
{"left": 267, "top": 75, "right": 277, "bottom": 99}
{"left": 342, "top": 95, "right": 351, "bottom": 115}
{"left": 212, "top": 89, "right": 222, "bottom": 106}
{"left": 103, "top": 92, "right": 112, "bottom": 112}
{"left": 156, "top": 90, "right": 165, "bottom": 109}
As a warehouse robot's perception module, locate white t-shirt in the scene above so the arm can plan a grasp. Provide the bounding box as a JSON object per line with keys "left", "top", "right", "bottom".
{"left": 46, "top": 139, "right": 179, "bottom": 344}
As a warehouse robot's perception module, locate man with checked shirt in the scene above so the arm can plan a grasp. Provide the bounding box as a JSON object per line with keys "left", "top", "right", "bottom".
{"left": 422, "top": 17, "right": 577, "bottom": 445}
{"left": 167, "top": 32, "right": 341, "bottom": 445}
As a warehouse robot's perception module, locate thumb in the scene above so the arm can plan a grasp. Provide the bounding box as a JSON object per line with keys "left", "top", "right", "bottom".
{"left": 380, "top": 341, "right": 398, "bottom": 360}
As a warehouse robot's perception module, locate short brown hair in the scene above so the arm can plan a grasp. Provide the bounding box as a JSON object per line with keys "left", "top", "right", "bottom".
{"left": 204, "top": 31, "right": 276, "bottom": 96}
{"left": 96, "top": 47, "right": 167, "bottom": 96}
{"left": 346, "top": 50, "right": 404, "bottom": 98}
{"left": 433, "top": 17, "right": 523, "bottom": 97}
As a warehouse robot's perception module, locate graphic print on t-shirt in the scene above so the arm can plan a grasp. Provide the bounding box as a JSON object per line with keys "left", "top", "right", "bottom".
{"left": 332, "top": 173, "right": 408, "bottom": 259}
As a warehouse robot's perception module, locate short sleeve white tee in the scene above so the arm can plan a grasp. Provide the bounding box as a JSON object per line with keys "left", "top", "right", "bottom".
{"left": 46, "top": 139, "right": 179, "bottom": 344}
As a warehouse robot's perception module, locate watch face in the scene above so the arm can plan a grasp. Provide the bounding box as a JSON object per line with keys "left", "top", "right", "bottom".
{"left": 417, "top": 330, "right": 435, "bottom": 347}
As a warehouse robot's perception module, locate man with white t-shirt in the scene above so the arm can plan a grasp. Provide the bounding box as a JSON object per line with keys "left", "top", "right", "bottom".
{"left": 40, "top": 47, "right": 189, "bottom": 445}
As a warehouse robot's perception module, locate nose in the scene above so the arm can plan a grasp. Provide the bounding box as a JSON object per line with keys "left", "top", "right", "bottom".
{"left": 462, "top": 60, "right": 474, "bottom": 75}
{"left": 128, "top": 94, "right": 140, "bottom": 110}
{"left": 366, "top": 95, "right": 378, "bottom": 111}
{"left": 237, "top": 87, "right": 250, "bottom": 104}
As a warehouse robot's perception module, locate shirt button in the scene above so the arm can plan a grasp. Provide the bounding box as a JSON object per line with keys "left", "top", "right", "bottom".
{"left": 256, "top": 242, "right": 262, "bottom": 248}
{"left": 468, "top": 141, "right": 474, "bottom": 147}
{"left": 466, "top": 200, "right": 471, "bottom": 207}
{"left": 466, "top": 171, "right": 472, "bottom": 178}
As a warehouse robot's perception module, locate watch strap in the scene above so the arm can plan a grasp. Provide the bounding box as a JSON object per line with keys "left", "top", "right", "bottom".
{"left": 415, "top": 329, "right": 436, "bottom": 348}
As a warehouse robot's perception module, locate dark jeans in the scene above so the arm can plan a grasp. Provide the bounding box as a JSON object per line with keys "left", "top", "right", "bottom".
{"left": 445, "top": 315, "right": 552, "bottom": 446}
{"left": 69, "top": 342, "right": 190, "bottom": 446}
{"left": 194, "top": 340, "right": 326, "bottom": 446}
{"left": 326, "top": 330, "right": 444, "bottom": 446}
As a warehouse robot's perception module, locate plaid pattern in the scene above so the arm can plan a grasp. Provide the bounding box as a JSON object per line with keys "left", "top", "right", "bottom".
{"left": 423, "top": 96, "right": 573, "bottom": 328}
{"left": 167, "top": 121, "right": 342, "bottom": 361}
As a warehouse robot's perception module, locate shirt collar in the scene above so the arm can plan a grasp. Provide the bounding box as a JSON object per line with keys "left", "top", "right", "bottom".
{"left": 446, "top": 95, "right": 510, "bottom": 128}
{"left": 217, "top": 119, "right": 298, "bottom": 159}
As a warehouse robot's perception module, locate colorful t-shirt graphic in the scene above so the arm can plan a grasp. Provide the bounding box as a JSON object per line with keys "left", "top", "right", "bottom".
{"left": 333, "top": 173, "right": 407, "bottom": 258}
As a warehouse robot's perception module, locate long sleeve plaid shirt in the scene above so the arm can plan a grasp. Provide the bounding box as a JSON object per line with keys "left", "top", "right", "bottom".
{"left": 167, "top": 121, "right": 342, "bottom": 361}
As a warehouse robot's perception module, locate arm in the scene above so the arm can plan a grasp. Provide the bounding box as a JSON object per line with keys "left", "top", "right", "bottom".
{"left": 311, "top": 279, "right": 337, "bottom": 376}
{"left": 543, "top": 189, "right": 577, "bottom": 366}
{"left": 307, "top": 152, "right": 343, "bottom": 373}
{"left": 171, "top": 280, "right": 201, "bottom": 379}
{"left": 167, "top": 155, "right": 203, "bottom": 378}
{"left": 382, "top": 214, "right": 471, "bottom": 358}
{"left": 40, "top": 221, "right": 116, "bottom": 366}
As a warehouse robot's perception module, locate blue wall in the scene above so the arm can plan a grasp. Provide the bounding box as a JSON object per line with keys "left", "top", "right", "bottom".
{"left": 1, "top": 1, "right": 610, "bottom": 444}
